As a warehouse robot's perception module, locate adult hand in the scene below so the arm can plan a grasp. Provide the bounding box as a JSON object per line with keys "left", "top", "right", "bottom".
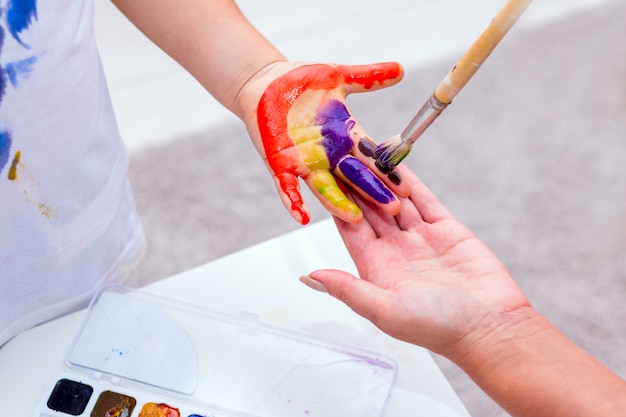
{"left": 301, "top": 165, "right": 531, "bottom": 357}
{"left": 302, "top": 166, "right": 626, "bottom": 417}
{"left": 238, "top": 62, "right": 411, "bottom": 225}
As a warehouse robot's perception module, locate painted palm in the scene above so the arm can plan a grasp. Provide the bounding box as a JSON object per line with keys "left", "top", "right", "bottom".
{"left": 257, "top": 63, "right": 407, "bottom": 225}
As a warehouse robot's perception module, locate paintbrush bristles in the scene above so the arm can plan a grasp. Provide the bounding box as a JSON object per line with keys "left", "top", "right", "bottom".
{"left": 374, "top": 94, "right": 447, "bottom": 171}
{"left": 374, "top": 134, "right": 412, "bottom": 171}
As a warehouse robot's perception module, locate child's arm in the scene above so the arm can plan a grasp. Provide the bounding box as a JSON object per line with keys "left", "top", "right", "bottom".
{"left": 112, "top": 0, "right": 410, "bottom": 224}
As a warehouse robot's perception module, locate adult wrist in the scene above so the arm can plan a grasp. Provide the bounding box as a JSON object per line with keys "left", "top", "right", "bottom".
{"left": 444, "top": 305, "right": 549, "bottom": 373}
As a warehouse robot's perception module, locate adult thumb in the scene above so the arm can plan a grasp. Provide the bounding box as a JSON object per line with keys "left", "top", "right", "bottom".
{"left": 300, "top": 269, "right": 388, "bottom": 324}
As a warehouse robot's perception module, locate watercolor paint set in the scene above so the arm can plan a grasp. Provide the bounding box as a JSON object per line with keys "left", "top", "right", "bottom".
{"left": 33, "top": 284, "right": 397, "bottom": 417}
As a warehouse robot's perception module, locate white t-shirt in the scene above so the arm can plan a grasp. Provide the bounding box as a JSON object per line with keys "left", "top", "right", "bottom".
{"left": 0, "top": 1, "right": 146, "bottom": 346}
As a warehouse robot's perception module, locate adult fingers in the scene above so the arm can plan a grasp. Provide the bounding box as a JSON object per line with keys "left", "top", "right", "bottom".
{"left": 399, "top": 165, "right": 455, "bottom": 224}
{"left": 346, "top": 190, "right": 402, "bottom": 238}
{"left": 301, "top": 269, "right": 395, "bottom": 329}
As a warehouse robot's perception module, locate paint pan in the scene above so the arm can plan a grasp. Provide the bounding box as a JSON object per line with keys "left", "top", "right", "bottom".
{"left": 33, "top": 284, "right": 397, "bottom": 417}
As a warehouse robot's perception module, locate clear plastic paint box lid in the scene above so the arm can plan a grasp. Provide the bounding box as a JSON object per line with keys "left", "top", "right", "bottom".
{"left": 62, "top": 284, "right": 397, "bottom": 417}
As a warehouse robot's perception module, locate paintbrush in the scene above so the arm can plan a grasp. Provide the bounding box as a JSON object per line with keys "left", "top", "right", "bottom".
{"left": 374, "top": 0, "right": 534, "bottom": 171}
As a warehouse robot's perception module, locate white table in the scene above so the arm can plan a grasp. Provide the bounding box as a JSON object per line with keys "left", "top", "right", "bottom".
{"left": 0, "top": 218, "right": 470, "bottom": 417}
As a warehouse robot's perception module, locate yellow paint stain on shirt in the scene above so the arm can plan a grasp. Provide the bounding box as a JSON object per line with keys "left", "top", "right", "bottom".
{"left": 7, "top": 150, "right": 20, "bottom": 180}
{"left": 38, "top": 202, "right": 55, "bottom": 219}
{"left": 7, "top": 150, "right": 57, "bottom": 219}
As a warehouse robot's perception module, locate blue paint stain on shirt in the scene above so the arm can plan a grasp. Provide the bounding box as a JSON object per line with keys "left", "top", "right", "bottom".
{"left": 5, "top": 55, "right": 38, "bottom": 87}
{"left": 0, "top": 1, "right": 40, "bottom": 173}
{"left": 0, "top": 1, "right": 40, "bottom": 105}
{"left": 6, "top": 0, "right": 38, "bottom": 47}
{"left": 0, "top": 25, "right": 6, "bottom": 105}
{"left": 0, "top": 131, "right": 12, "bottom": 174}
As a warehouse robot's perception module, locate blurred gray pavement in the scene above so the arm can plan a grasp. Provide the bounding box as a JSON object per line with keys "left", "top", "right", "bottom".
{"left": 127, "top": 2, "right": 626, "bottom": 416}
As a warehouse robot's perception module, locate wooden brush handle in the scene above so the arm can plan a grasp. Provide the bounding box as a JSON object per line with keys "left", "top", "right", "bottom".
{"left": 433, "top": 0, "right": 533, "bottom": 104}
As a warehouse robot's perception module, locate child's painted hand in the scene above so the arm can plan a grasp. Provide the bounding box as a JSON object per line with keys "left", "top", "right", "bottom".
{"left": 238, "top": 62, "right": 411, "bottom": 225}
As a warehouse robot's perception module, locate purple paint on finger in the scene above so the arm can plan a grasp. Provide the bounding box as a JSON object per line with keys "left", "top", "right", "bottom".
{"left": 314, "top": 100, "right": 397, "bottom": 202}
{"left": 338, "top": 157, "right": 395, "bottom": 204}
{"left": 315, "top": 100, "right": 355, "bottom": 169}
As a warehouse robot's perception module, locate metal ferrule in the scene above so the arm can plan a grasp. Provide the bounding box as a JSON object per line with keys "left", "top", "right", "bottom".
{"left": 401, "top": 94, "right": 448, "bottom": 146}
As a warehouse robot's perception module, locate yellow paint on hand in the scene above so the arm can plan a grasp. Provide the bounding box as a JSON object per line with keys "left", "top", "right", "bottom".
{"left": 311, "top": 170, "right": 361, "bottom": 217}
{"left": 301, "top": 142, "right": 330, "bottom": 171}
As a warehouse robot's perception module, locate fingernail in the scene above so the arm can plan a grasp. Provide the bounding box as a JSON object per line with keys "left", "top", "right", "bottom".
{"left": 299, "top": 275, "right": 328, "bottom": 293}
